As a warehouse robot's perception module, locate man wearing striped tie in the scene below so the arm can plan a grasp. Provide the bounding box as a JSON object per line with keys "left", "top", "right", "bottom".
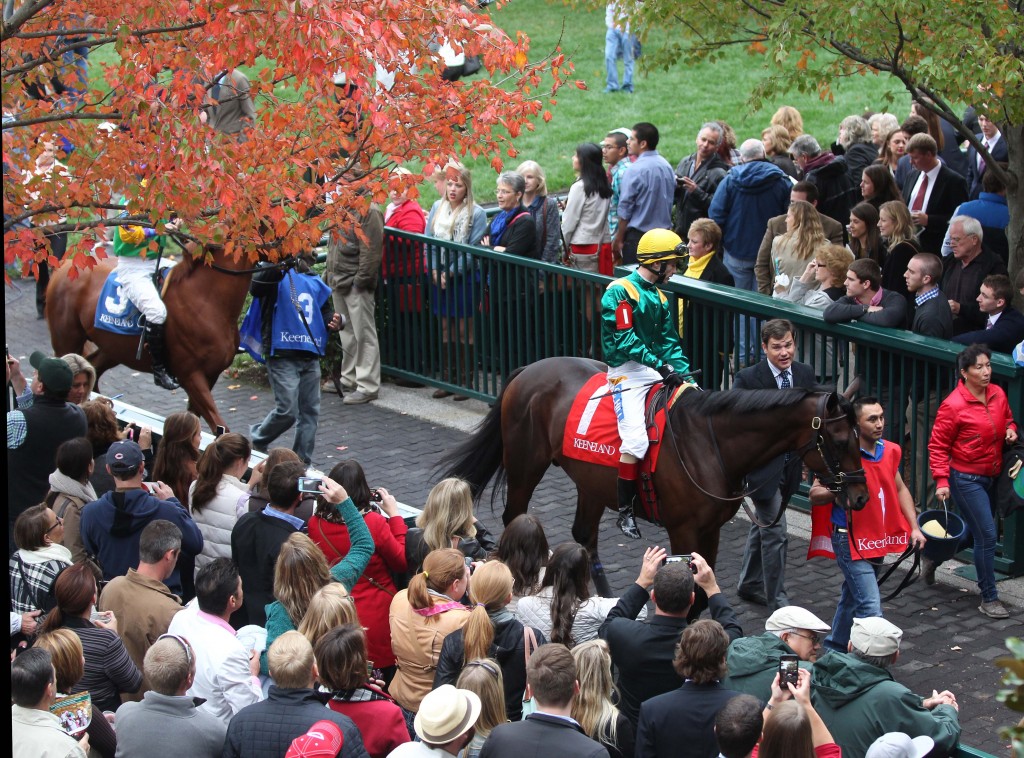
{"left": 733, "top": 318, "right": 817, "bottom": 610}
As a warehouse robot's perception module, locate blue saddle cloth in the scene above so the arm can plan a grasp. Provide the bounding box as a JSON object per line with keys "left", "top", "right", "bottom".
{"left": 93, "top": 264, "right": 172, "bottom": 336}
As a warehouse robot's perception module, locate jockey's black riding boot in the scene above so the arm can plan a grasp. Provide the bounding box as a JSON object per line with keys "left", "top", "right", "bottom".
{"left": 145, "top": 322, "right": 180, "bottom": 391}
{"left": 616, "top": 477, "right": 642, "bottom": 540}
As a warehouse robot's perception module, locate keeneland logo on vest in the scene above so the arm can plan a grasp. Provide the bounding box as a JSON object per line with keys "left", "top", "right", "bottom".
{"left": 856, "top": 533, "right": 908, "bottom": 553}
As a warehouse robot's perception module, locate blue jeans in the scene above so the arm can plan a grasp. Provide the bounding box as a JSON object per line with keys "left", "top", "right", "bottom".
{"left": 950, "top": 469, "right": 998, "bottom": 602}
{"left": 723, "top": 252, "right": 758, "bottom": 365}
{"left": 604, "top": 28, "right": 634, "bottom": 92}
{"left": 251, "top": 355, "right": 322, "bottom": 465}
{"left": 824, "top": 529, "right": 882, "bottom": 652}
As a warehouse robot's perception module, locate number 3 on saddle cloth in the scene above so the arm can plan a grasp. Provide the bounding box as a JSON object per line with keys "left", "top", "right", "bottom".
{"left": 562, "top": 372, "right": 695, "bottom": 524}
{"left": 93, "top": 262, "right": 175, "bottom": 335}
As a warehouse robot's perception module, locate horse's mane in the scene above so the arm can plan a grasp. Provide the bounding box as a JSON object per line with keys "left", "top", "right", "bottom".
{"left": 675, "top": 386, "right": 818, "bottom": 417}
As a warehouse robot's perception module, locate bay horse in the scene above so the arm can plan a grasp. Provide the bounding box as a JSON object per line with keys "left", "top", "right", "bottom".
{"left": 441, "top": 357, "right": 869, "bottom": 596}
{"left": 45, "top": 244, "right": 255, "bottom": 432}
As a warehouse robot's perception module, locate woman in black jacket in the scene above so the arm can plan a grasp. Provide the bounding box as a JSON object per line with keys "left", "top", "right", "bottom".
{"left": 483, "top": 172, "right": 538, "bottom": 258}
{"left": 433, "top": 560, "right": 546, "bottom": 721}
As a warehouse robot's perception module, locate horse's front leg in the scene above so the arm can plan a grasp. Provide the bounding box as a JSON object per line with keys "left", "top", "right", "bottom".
{"left": 179, "top": 371, "right": 227, "bottom": 432}
{"left": 571, "top": 490, "right": 613, "bottom": 596}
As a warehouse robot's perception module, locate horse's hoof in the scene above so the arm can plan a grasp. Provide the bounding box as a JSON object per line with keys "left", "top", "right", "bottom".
{"left": 617, "top": 514, "right": 642, "bottom": 540}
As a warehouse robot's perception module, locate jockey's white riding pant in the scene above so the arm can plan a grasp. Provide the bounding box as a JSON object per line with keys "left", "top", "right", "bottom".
{"left": 607, "top": 361, "right": 661, "bottom": 461}
{"left": 116, "top": 257, "right": 167, "bottom": 324}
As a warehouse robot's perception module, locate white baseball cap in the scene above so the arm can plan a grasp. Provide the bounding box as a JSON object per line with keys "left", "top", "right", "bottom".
{"left": 864, "top": 732, "right": 935, "bottom": 758}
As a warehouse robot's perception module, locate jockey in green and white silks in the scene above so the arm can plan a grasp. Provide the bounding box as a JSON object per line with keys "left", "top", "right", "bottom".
{"left": 599, "top": 228, "right": 693, "bottom": 539}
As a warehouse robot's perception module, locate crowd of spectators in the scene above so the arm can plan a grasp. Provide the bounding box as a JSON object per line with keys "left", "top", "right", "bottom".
{"left": 9, "top": 89, "right": 1021, "bottom": 758}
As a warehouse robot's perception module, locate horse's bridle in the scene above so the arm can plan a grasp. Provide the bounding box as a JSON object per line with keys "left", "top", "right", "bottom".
{"left": 791, "top": 393, "right": 866, "bottom": 496}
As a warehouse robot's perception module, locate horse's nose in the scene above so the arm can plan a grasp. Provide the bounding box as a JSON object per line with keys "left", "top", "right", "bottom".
{"left": 855, "top": 493, "right": 869, "bottom": 510}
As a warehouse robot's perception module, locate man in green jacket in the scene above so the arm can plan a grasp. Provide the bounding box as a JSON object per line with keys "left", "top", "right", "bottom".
{"left": 811, "top": 617, "right": 961, "bottom": 758}
{"left": 599, "top": 228, "right": 693, "bottom": 539}
{"left": 723, "top": 605, "right": 830, "bottom": 703}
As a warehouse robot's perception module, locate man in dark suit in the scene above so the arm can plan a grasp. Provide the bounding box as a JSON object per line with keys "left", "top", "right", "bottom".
{"left": 600, "top": 548, "right": 741, "bottom": 725}
{"left": 755, "top": 182, "right": 845, "bottom": 295}
{"left": 734, "top": 319, "right": 817, "bottom": 609}
{"left": 480, "top": 644, "right": 609, "bottom": 758}
{"left": 965, "top": 114, "right": 1008, "bottom": 200}
{"left": 635, "top": 619, "right": 742, "bottom": 758}
{"left": 941, "top": 216, "right": 1008, "bottom": 335}
{"left": 901, "top": 133, "right": 969, "bottom": 255}
{"left": 954, "top": 274, "right": 1024, "bottom": 353}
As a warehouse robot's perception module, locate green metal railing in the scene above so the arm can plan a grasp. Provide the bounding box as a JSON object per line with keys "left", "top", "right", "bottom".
{"left": 376, "top": 229, "right": 1024, "bottom": 576}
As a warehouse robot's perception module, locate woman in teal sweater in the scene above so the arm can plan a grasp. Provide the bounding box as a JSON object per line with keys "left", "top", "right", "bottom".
{"left": 261, "top": 497, "right": 373, "bottom": 674}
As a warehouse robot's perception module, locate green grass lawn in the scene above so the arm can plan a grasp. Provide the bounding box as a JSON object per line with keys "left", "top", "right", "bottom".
{"left": 462, "top": 0, "right": 912, "bottom": 200}
{"left": 83, "top": 0, "right": 912, "bottom": 206}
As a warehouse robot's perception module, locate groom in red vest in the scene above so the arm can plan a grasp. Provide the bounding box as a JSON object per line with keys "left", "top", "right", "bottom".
{"left": 807, "top": 396, "right": 926, "bottom": 652}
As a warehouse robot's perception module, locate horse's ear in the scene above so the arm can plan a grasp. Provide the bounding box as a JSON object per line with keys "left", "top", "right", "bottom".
{"left": 841, "top": 376, "right": 862, "bottom": 400}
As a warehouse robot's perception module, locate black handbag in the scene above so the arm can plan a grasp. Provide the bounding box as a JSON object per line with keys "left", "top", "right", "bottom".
{"left": 996, "top": 442, "right": 1024, "bottom": 518}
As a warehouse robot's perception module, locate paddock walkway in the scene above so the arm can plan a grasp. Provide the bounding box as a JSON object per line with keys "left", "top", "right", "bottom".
{"left": 6, "top": 277, "right": 1019, "bottom": 756}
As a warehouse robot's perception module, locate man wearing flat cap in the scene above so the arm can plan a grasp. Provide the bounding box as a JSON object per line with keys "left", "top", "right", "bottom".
{"left": 7, "top": 350, "right": 87, "bottom": 551}
{"left": 388, "top": 683, "right": 481, "bottom": 756}
{"left": 723, "top": 605, "right": 830, "bottom": 702}
{"left": 811, "top": 617, "right": 961, "bottom": 758}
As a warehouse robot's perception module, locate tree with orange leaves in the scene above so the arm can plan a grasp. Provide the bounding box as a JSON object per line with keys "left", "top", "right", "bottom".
{"left": 2, "top": 0, "right": 576, "bottom": 276}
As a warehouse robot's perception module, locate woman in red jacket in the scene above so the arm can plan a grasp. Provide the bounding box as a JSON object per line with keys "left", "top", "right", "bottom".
{"left": 310, "top": 460, "right": 408, "bottom": 685}
{"left": 928, "top": 344, "right": 1018, "bottom": 619}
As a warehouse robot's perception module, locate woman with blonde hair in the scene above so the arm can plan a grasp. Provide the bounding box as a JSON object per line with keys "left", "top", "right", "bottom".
{"left": 61, "top": 353, "right": 96, "bottom": 405}
{"left": 761, "top": 124, "right": 799, "bottom": 179}
{"left": 36, "top": 628, "right": 118, "bottom": 757}
{"left": 517, "top": 159, "right": 563, "bottom": 264}
{"left": 868, "top": 113, "right": 900, "bottom": 147}
{"left": 188, "top": 432, "right": 251, "bottom": 569}
{"left": 770, "top": 200, "right": 828, "bottom": 299}
{"left": 878, "top": 200, "right": 919, "bottom": 303}
{"left": 261, "top": 523, "right": 372, "bottom": 673}
{"left": 771, "top": 105, "right": 803, "bottom": 141}
{"left": 572, "top": 639, "right": 634, "bottom": 758}
{"left": 457, "top": 659, "right": 507, "bottom": 758}
{"left": 434, "top": 560, "right": 546, "bottom": 720}
{"left": 426, "top": 161, "right": 489, "bottom": 400}
{"left": 389, "top": 548, "right": 472, "bottom": 712}
{"left": 784, "top": 245, "right": 854, "bottom": 310}
{"left": 406, "top": 477, "right": 496, "bottom": 573}
{"left": 298, "top": 583, "right": 360, "bottom": 646}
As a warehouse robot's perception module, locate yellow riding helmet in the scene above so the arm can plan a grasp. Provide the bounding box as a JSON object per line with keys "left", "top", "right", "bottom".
{"left": 636, "top": 229, "right": 685, "bottom": 265}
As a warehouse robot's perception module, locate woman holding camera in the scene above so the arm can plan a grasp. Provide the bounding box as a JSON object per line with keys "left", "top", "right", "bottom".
{"left": 405, "top": 477, "right": 496, "bottom": 574}
{"left": 188, "top": 433, "right": 251, "bottom": 571}
{"left": 309, "top": 460, "right": 408, "bottom": 685}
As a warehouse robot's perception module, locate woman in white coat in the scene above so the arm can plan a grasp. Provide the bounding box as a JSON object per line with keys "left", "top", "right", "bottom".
{"left": 188, "top": 433, "right": 251, "bottom": 569}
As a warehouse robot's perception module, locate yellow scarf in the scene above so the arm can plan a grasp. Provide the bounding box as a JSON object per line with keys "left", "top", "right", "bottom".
{"left": 684, "top": 251, "right": 716, "bottom": 280}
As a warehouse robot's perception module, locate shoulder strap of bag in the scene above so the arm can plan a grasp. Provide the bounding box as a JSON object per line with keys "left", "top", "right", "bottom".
{"left": 523, "top": 625, "right": 538, "bottom": 667}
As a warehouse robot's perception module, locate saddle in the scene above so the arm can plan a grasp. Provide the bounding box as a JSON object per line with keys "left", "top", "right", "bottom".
{"left": 93, "top": 262, "right": 175, "bottom": 335}
{"left": 562, "top": 372, "right": 693, "bottom": 524}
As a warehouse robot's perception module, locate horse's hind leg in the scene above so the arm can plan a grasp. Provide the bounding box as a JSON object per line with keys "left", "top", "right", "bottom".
{"left": 501, "top": 453, "right": 548, "bottom": 527}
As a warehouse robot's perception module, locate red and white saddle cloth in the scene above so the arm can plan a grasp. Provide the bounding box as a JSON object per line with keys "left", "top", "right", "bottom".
{"left": 561, "top": 372, "right": 692, "bottom": 523}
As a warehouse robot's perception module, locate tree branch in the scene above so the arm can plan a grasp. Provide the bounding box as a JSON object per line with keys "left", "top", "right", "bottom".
{"left": 2, "top": 111, "right": 122, "bottom": 129}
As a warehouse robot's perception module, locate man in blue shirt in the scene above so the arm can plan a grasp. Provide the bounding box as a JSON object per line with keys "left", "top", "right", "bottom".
{"left": 612, "top": 122, "right": 675, "bottom": 266}
{"left": 243, "top": 256, "right": 342, "bottom": 465}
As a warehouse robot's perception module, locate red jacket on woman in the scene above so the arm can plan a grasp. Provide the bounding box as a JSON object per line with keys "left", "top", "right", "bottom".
{"left": 310, "top": 510, "right": 408, "bottom": 668}
{"left": 929, "top": 382, "right": 1017, "bottom": 489}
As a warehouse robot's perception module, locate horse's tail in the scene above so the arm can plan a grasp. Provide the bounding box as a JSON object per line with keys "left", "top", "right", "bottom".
{"left": 436, "top": 367, "right": 526, "bottom": 501}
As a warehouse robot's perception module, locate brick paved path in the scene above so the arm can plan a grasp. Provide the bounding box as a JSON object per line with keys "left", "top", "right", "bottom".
{"left": 6, "top": 277, "right": 1015, "bottom": 755}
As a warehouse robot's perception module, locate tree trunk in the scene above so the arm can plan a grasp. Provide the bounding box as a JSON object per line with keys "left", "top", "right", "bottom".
{"left": 1005, "top": 125, "right": 1024, "bottom": 308}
